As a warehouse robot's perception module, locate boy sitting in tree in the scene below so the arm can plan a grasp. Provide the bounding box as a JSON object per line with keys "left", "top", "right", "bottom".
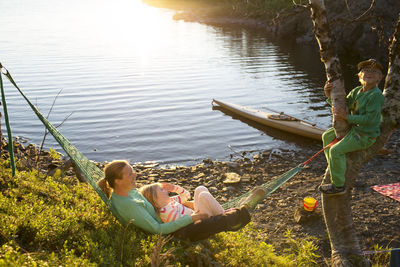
{"left": 319, "top": 59, "right": 385, "bottom": 195}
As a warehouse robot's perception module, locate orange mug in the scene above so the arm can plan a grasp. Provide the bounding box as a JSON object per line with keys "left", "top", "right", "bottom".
{"left": 303, "top": 197, "right": 317, "bottom": 212}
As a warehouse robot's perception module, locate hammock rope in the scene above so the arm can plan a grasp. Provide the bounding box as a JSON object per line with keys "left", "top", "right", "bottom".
{"left": 0, "top": 63, "right": 328, "bottom": 219}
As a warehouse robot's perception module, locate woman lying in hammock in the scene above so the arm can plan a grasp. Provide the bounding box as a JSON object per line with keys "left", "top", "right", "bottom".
{"left": 97, "top": 160, "right": 266, "bottom": 241}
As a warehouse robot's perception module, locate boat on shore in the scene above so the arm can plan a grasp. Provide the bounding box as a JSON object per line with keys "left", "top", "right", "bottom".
{"left": 212, "top": 99, "right": 326, "bottom": 141}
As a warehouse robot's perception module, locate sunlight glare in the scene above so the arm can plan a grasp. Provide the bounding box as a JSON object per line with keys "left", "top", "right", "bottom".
{"left": 90, "top": 0, "right": 172, "bottom": 54}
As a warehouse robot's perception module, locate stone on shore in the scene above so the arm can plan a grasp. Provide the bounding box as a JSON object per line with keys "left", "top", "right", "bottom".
{"left": 223, "top": 172, "right": 241, "bottom": 184}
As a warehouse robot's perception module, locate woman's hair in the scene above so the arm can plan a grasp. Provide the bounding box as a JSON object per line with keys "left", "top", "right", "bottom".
{"left": 139, "top": 183, "right": 162, "bottom": 213}
{"left": 97, "top": 160, "right": 130, "bottom": 198}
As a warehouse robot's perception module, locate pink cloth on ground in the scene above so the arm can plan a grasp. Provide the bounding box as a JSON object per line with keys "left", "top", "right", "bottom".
{"left": 371, "top": 182, "right": 400, "bottom": 202}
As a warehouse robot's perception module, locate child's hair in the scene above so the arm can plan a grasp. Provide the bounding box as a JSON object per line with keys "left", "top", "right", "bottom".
{"left": 97, "top": 160, "right": 130, "bottom": 198}
{"left": 139, "top": 183, "right": 162, "bottom": 213}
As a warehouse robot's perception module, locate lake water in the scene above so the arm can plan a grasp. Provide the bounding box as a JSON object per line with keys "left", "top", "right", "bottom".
{"left": 0, "top": 0, "right": 334, "bottom": 166}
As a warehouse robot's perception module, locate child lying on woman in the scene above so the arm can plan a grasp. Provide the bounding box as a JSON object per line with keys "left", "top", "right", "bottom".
{"left": 140, "top": 183, "right": 265, "bottom": 223}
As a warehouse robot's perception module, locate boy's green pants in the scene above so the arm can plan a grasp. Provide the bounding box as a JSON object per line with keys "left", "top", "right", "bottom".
{"left": 322, "top": 127, "right": 376, "bottom": 187}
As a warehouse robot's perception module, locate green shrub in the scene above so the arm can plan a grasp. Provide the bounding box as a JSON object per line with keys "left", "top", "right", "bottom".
{"left": 368, "top": 244, "right": 392, "bottom": 267}
{"left": 49, "top": 148, "right": 61, "bottom": 160}
{"left": 284, "top": 229, "right": 320, "bottom": 266}
{"left": 210, "top": 225, "right": 293, "bottom": 266}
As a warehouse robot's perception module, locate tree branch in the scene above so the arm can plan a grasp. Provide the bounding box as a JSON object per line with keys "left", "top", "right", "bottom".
{"left": 345, "top": 0, "right": 375, "bottom": 22}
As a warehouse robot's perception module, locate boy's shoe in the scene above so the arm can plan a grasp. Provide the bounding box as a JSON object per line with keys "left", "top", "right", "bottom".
{"left": 318, "top": 184, "right": 346, "bottom": 196}
{"left": 238, "top": 186, "right": 266, "bottom": 210}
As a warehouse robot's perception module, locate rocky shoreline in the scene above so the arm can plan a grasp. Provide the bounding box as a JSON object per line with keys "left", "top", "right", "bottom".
{"left": 3, "top": 128, "right": 400, "bottom": 264}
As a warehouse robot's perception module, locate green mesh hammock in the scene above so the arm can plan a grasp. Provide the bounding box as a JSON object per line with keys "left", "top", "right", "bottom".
{"left": 222, "top": 164, "right": 302, "bottom": 209}
{"left": 0, "top": 64, "right": 304, "bottom": 220}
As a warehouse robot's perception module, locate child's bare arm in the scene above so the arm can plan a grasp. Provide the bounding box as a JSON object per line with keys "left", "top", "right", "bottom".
{"left": 161, "top": 183, "right": 191, "bottom": 203}
{"left": 183, "top": 201, "right": 194, "bottom": 209}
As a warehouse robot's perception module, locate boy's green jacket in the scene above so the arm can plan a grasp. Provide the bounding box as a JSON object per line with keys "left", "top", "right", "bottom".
{"left": 328, "top": 85, "right": 384, "bottom": 137}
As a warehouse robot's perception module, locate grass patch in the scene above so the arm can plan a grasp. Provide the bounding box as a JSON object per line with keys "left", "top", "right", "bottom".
{"left": 0, "top": 160, "right": 321, "bottom": 265}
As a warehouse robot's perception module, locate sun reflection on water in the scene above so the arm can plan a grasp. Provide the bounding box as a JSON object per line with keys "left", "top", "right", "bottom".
{"left": 79, "top": 0, "right": 173, "bottom": 55}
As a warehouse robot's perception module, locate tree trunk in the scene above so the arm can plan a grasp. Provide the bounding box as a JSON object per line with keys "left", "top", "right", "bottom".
{"left": 308, "top": 0, "right": 348, "bottom": 137}
{"left": 309, "top": 2, "right": 400, "bottom": 266}
{"left": 383, "top": 13, "right": 400, "bottom": 127}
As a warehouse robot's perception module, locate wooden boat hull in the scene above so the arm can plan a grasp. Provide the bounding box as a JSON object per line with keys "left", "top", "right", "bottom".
{"left": 212, "top": 99, "right": 325, "bottom": 141}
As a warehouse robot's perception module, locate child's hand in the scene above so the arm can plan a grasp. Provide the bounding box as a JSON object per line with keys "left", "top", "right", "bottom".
{"left": 333, "top": 106, "right": 347, "bottom": 121}
{"left": 183, "top": 201, "right": 194, "bottom": 210}
{"left": 161, "top": 183, "right": 176, "bottom": 192}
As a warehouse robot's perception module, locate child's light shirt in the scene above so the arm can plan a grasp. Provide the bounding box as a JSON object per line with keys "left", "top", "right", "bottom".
{"left": 159, "top": 185, "right": 193, "bottom": 223}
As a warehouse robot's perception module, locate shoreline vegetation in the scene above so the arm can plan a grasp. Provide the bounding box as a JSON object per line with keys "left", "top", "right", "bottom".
{"left": 144, "top": 0, "right": 293, "bottom": 20}
{"left": 1, "top": 128, "right": 399, "bottom": 265}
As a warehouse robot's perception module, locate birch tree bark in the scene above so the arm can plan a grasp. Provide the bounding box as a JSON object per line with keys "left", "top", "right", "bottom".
{"left": 308, "top": 0, "right": 348, "bottom": 138}
{"left": 308, "top": 1, "right": 400, "bottom": 266}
